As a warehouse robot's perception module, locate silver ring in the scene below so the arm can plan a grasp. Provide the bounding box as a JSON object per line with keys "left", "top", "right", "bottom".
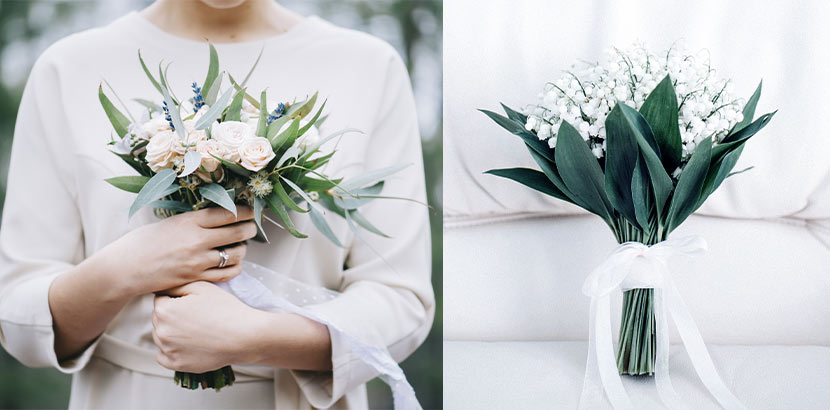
{"left": 217, "top": 249, "right": 229, "bottom": 269}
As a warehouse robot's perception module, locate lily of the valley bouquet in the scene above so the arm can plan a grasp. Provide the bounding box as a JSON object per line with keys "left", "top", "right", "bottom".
{"left": 482, "top": 43, "right": 774, "bottom": 408}
{"left": 99, "top": 46, "right": 410, "bottom": 393}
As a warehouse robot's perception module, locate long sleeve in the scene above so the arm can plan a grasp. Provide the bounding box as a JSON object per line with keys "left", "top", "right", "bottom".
{"left": 292, "top": 48, "right": 435, "bottom": 407}
{"left": 0, "top": 50, "right": 100, "bottom": 373}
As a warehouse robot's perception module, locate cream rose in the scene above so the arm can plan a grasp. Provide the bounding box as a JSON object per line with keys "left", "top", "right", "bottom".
{"left": 145, "top": 130, "right": 185, "bottom": 172}
{"left": 195, "top": 139, "right": 225, "bottom": 172}
{"left": 211, "top": 121, "right": 253, "bottom": 161}
{"left": 238, "top": 137, "right": 276, "bottom": 172}
{"left": 139, "top": 116, "right": 170, "bottom": 141}
{"left": 183, "top": 119, "right": 207, "bottom": 146}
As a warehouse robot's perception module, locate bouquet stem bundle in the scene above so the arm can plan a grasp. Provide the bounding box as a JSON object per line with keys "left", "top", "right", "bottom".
{"left": 175, "top": 366, "right": 235, "bottom": 390}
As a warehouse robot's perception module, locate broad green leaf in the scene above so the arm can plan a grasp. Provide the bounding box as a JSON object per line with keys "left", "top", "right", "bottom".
{"left": 223, "top": 88, "right": 246, "bottom": 122}
{"left": 485, "top": 167, "right": 570, "bottom": 202}
{"left": 263, "top": 193, "right": 307, "bottom": 238}
{"left": 201, "top": 44, "right": 219, "bottom": 101}
{"left": 253, "top": 196, "right": 268, "bottom": 242}
{"left": 553, "top": 121, "right": 612, "bottom": 221}
{"left": 138, "top": 50, "right": 164, "bottom": 97}
{"left": 106, "top": 175, "right": 150, "bottom": 193}
{"left": 256, "top": 90, "right": 268, "bottom": 137}
{"left": 667, "top": 137, "right": 712, "bottom": 231}
{"left": 526, "top": 148, "right": 576, "bottom": 204}
{"left": 338, "top": 164, "right": 410, "bottom": 192}
{"left": 617, "top": 103, "right": 673, "bottom": 220}
{"left": 348, "top": 209, "right": 390, "bottom": 238}
{"left": 99, "top": 85, "right": 131, "bottom": 138}
{"left": 282, "top": 177, "right": 325, "bottom": 213}
{"left": 149, "top": 200, "right": 192, "bottom": 213}
{"left": 199, "top": 183, "right": 237, "bottom": 217}
{"left": 210, "top": 154, "right": 251, "bottom": 177}
{"left": 500, "top": 102, "right": 527, "bottom": 124}
{"left": 271, "top": 179, "right": 307, "bottom": 213}
{"left": 289, "top": 92, "right": 318, "bottom": 119}
{"left": 604, "top": 104, "right": 642, "bottom": 228}
{"left": 195, "top": 88, "right": 235, "bottom": 130}
{"left": 180, "top": 150, "right": 202, "bottom": 177}
{"left": 480, "top": 109, "right": 555, "bottom": 163}
{"left": 271, "top": 118, "right": 300, "bottom": 151}
{"left": 631, "top": 155, "right": 652, "bottom": 231}
{"left": 639, "top": 75, "right": 682, "bottom": 170}
{"left": 727, "top": 80, "right": 762, "bottom": 137}
{"left": 309, "top": 204, "right": 343, "bottom": 247}
{"left": 297, "top": 100, "right": 327, "bottom": 137}
{"left": 129, "top": 169, "right": 177, "bottom": 217}
{"left": 696, "top": 144, "right": 745, "bottom": 210}
{"left": 712, "top": 111, "right": 776, "bottom": 159}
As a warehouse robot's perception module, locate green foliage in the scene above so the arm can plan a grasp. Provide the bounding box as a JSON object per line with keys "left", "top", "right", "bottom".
{"left": 484, "top": 79, "right": 775, "bottom": 242}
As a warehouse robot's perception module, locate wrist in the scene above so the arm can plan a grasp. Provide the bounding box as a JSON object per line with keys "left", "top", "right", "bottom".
{"left": 80, "top": 249, "right": 141, "bottom": 303}
{"left": 241, "top": 310, "right": 333, "bottom": 370}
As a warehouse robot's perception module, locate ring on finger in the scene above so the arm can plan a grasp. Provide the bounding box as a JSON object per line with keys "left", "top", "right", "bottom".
{"left": 217, "top": 248, "right": 229, "bottom": 269}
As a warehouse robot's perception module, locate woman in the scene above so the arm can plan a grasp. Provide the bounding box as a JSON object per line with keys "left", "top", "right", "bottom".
{"left": 0, "top": 0, "right": 434, "bottom": 409}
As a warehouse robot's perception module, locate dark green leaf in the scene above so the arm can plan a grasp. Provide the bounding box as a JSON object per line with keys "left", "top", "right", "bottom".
{"left": 667, "top": 137, "right": 712, "bottom": 231}
{"left": 485, "top": 167, "right": 570, "bottom": 202}
{"left": 631, "top": 155, "right": 652, "bottom": 230}
{"left": 639, "top": 75, "right": 682, "bottom": 170}
{"left": 726, "top": 80, "right": 762, "bottom": 137}
{"left": 271, "top": 181, "right": 306, "bottom": 213}
{"left": 479, "top": 109, "right": 555, "bottom": 163}
{"left": 713, "top": 111, "right": 776, "bottom": 159}
{"left": 554, "top": 121, "right": 612, "bottom": 220}
{"left": 300, "top": 176, "right": 341, "bottom": 192}
{"left": 263, "top": 193, "right": 307, "bottom": 238}
{"left": 604, "top": 104, "right": 642, "bottom": 228}
{"left": 500, "top": 102, "right": 527, "bottom": 124}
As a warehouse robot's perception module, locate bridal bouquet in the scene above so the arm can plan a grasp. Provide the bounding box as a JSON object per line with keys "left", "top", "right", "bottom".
{"left": 100, "top": 45, "right": 406, "bottom": 391}
{"left": 482, "top": 42, "right": 774, "bottom": 406}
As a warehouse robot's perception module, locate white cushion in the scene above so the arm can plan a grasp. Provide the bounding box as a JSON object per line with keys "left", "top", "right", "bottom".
{"left": 443, "top": 341, "right": 830, "bottom": 410}
{"left": 444, "top": 214, "right": 830, "bottom": 344}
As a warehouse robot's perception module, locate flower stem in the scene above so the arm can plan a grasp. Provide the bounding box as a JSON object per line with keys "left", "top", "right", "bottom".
{"left": 174, "top": 366, "right": 235, "bottom": 391}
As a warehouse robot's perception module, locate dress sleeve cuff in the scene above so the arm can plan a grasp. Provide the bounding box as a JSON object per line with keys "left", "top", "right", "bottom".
{"left": 0, "top": 271, "right": 100, "bottom": 373}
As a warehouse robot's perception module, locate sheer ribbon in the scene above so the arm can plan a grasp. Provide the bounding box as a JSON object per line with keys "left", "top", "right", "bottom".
{"left": 577, "top": 236, "right": 745, "bottom": 410}
{"left": 216, "top": 261, "right": 422, "bottom": 410}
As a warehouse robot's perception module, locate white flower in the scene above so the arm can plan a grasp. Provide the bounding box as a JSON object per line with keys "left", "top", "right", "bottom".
{"left": 238, "top": 137, "right": 276, "bottom": 172}
{"left": 526, "top": 41, "right": 743, "bottom": 162}
{"left": 145, "top": 130, "right": 185, "bottom": 172}
{"left": 140, "top": 116, "right": 171, "bottom": 141}
{"left": 296, "top": 125, "right": 321, "bottom": 152}
{"left": 211, "top": 121, "right": 254, "bottom": 161}
{"left": 182, "top": 119, "right": 207, "bottom": 146}
{"left": 195, "top": 139, "right": 225, "bottom": 172}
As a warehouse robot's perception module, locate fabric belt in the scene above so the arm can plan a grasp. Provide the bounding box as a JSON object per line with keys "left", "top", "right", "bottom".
{"left": 94, "top": 333, "right": 276, "bottom": 381}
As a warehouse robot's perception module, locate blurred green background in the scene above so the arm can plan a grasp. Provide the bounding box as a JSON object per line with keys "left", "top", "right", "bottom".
{"left": 0, "top": 1, "right": 442, "bottom": 409}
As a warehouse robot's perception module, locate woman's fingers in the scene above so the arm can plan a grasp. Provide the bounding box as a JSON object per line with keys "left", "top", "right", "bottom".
{"left": 192, "top": 205, "right": 254, "bottom": 229}
{"left": 202, "top": 264, "right": 244, "bottom": 282}
{"left": 202, "top": 221, "right": 258, "bottom": 248}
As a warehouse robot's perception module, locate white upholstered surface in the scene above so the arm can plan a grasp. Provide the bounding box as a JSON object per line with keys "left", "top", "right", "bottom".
{"left": 444, "top": 341, "right": 830, "bottom": 410}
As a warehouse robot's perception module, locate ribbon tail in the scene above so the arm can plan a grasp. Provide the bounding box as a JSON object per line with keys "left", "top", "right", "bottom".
{"left": 653, "top": 287, "right": 686, "bottom": 410}
{"left": 664, "top": 279, "right": 746, "bottom": 410}
{"left": 580, "top": 294, "right": 634, "bottom": 410}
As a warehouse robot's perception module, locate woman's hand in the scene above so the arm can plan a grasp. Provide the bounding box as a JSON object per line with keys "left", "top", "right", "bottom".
{"left": 98, "top": 206, "right": 258, "bottom": 298}
{"left": 153, "top": 282, "right": 333, "bottom": 373}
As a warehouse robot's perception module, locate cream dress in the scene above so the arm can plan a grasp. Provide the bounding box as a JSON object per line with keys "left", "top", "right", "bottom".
{"left": 0, "top": 11, "right": 433, "bottom": 410}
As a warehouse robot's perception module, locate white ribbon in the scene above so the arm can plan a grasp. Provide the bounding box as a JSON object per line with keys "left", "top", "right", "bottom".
{"left": 577, "top": 235, "right": 745, "bottom": 410}
{"left": 216, "top": 261, "right": 422, "bottom": 410}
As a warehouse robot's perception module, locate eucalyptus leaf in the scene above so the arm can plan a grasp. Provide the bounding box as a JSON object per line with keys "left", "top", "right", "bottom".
{"left": 263, "top": 194, "right": 307, "bottom": 238}
{"left": 297, "top": 100, "right": 326, "bottom": 137}
{"left": 199, "top": 183, "right": 237, "bottom": 217}
{"left": 271, "top": 180, "right": 307, "bottom": 213}
{"left": 485, "top": 167, "right": 570, "bottom": 202}
{"left": 271, "top": 118, "right": 300, "bottom": 151}
{"left": 348, "top": 209, "right": 390, "bottom": 238}
{"left": 201, "top": 44, "right": 219, "bottom": 101}
{"left": 282, "top": 177, "right": 325, "bottom": 214}
{"left": 338, "top": 164, "right": 410, "bottom": 192}
{"left": 210, "top": 154, "right": 251, "bottom": 177}
{"left": 195, "top": 88, "right": 235, "bottom": 130}
{"left": 138, "top": 50, "right": 164, "bottom": 97}
{"left": 256, "top": 90, "right": 268, "bottom": 137}
{"left": 99, "top": 85, "right": 131, "bottom": 138}
{"left": 338, "top": 182, "right": 384, "bottom": 209}
{"left": 105, "top": 175, "right": 150, "bottom": 193}
{"left": 240, "top": 46, "right": 264, "bottom": 88}
{"left": 159, "top": 73, "right": 186, "bottom": 141}
{"left": 227, "top": 73, "right": 261, "bottom": 109}
{"left": 224, "top": 88, "right": 246, "bottom": 122}
{"left": 277, "top": 146, "right": 300, "bottom": 167}
{"left": 129, "top": 169, "right": 177, "bottom": 218}
{"left": 253, "top": 196, "right": 268, "bottom": 242}
{"left": 300, "top": 176, "right": 340, "bottom": 192}
{"left": 178, "top": 150, "right": 201, "bottom": 177}
{"left": 204, "top": 71, "right": 224, "bottom": 107}
{"left": 134, "top": 98, "right": 161, "bottom": 113}
{"left": 309, "top": 205, "right": 343, "bottom": 247}
{"left": 289, "top": 92, "right": 318, "bottom": 119}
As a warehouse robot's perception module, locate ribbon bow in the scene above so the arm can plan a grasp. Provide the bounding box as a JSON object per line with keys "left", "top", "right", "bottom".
{"left": 578, "top": 235, "right": 745, "bottom": 410}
